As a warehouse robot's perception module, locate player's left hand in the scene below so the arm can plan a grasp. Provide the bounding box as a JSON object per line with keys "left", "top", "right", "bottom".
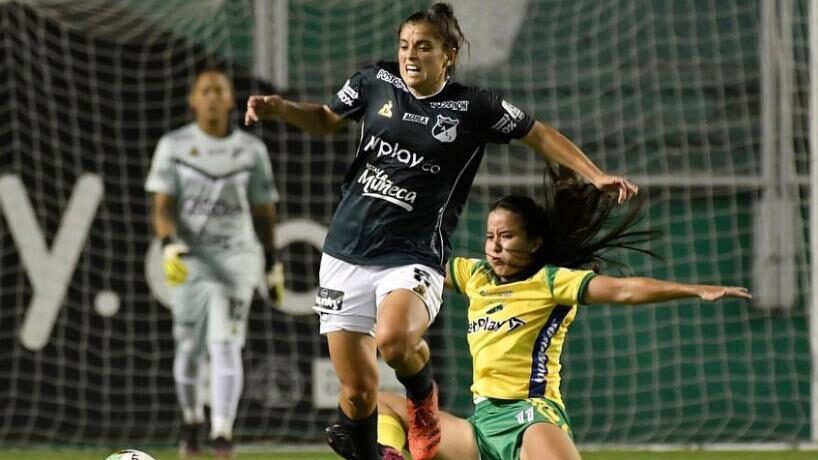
{"left": 593, "top": 175, "right": 639, "bottom": 204}
{"left": 698, "top": 285, "right": 752, "bottom": 301}
{"left": 264, "top": 250, "right": 284, "bottom": 305}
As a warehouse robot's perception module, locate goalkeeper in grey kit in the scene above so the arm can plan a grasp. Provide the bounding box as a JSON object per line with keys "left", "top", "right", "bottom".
{"left": 145, "top": 67, "right": 283, "bottom": 459}
{"left": 246, "top": 3, "right": 636, "bottom": 460}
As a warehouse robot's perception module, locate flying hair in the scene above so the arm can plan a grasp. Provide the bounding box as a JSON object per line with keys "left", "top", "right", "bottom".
{"left": 489, "top": 165, "right": 660, "bottom": 274}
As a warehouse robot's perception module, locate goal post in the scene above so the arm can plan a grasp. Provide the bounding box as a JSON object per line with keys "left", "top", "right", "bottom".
{"left": 809, "top": 0, "right": 818, "bottom": 443}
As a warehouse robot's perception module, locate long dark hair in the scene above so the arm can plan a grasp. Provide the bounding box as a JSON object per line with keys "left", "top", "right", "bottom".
{"left": 490, "top": 166, "right": 659, "bottom": 273}
{"left": 398, "top": 2, "right": 468, "bottom": 76}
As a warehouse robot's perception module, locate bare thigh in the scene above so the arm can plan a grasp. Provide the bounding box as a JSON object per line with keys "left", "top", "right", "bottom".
{"left": 520, "top": 422, "right": 581, "bottom": 460}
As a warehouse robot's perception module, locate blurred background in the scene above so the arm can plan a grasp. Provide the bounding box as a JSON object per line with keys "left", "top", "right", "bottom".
{"left": 0, "top": 0, "right": 815, "bottom": 453}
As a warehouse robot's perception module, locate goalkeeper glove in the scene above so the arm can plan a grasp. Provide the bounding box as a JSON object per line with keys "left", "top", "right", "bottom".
{"left": 161, "top": 236, "right": 189, "bottom": 287}
{"left": 265, "top": 249, "right": 284, "bottom": 305}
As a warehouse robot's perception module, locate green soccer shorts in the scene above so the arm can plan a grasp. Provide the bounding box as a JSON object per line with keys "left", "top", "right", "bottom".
{"left": 467, "top": 397, "right": 573, "bottom": 460}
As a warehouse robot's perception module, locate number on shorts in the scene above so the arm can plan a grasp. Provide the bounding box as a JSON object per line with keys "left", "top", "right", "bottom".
{"left": 516, "top": 406, "right": 534, "bottom": 425}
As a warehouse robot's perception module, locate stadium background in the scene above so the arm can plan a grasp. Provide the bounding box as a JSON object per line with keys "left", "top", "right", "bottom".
{"left": 0, "top": 0, "right": 813, "bottom": 451}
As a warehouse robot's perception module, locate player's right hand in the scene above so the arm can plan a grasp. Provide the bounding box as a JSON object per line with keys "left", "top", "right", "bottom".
{"left": 245, "top": 95, "right": 285, "bottom": 126}
{"left": 161, "top": 238, "right": 190, "bottom": 286}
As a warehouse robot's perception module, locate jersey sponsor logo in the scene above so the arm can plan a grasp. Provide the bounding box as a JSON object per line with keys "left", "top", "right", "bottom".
{"left": 480, "top": 289, "right": 514, "bottom": 297}
{"left": 432, "top": 114, "right": 459, "bottom": 143}
{"left": 502, "top": 99, "right": 525, "bottom": 121}
{"left": 337, "top": 79, "right": 359, "bottom": 106}
{"left": 197, "top": 233, "right": 231, "bottom": 246}
{"left": 357, "top": 164, "right": 417, "bottom": 211}
{"left": 402, "top": 112, "right": 429, "bottom": 125}
{"left": 378, "top": 101, "right": 393, "bottom": 118}
{"left": 376, "top": 69, "right": 409, "bottom": 92}
{"left": 314, "top": 287, "right": 344, "bottom": 311}
{"left": 181, "top": 197, "right": 242, "bottom": 217}
{"left": 530, "top": 306, "right": 571, "bottom": 387}
{"left": 485, "top": 303, "right": 504, "bottom": 314}
{"left": 468, "top": 315, "right": 526, "bottom": 334}
{"left": 363, "top": 134, "right": 441, "bottom": 174}
{"left": 428, "top": 100, "right": 469, "bottom": 111}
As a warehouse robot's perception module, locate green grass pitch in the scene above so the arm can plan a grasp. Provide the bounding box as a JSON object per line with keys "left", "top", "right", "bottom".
{"left": 1, "top": 449, "right": 817, "bottom": 460}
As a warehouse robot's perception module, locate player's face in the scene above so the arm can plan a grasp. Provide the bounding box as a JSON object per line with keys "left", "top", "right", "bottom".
{"left": 188, "top": 71, "right": 234, "bottom": 123}
{"left": 398, "top": 21, "right": 455, "bottom": 96}
{"left": 485, "top": 208, "right": 542, "bottom": 280}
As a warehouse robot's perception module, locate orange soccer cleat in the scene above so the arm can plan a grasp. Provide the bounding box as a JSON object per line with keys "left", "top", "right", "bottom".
{"left": 406, "top": 383, "right": 441, "bottom": 460}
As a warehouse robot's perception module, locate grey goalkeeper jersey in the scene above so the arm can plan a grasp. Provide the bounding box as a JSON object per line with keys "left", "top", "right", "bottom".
{"left": 145, "top": 123, "right": 279, "bottom": 256}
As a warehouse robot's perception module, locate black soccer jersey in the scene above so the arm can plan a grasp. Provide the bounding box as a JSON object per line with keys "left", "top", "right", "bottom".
{"left": 324, "top": 61, "right": 535, "bottom": 273}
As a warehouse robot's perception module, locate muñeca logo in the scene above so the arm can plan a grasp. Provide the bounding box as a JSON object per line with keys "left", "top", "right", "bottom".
{"left": 357, "top": 164, "right": 417, "bottom": 211}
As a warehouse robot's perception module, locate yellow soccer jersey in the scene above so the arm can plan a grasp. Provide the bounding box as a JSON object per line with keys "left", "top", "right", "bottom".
{"left": 448, "top": 257, "right": 595, "bottom": 407}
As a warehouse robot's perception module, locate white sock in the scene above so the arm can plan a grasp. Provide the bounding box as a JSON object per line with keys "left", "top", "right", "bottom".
{"left": 208, "top": 342, "right": 243, "bottom": 440}
{"left": 174, "top": 349, "right": 205, "bottom": 425}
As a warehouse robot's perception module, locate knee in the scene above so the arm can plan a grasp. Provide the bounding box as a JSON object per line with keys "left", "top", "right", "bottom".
{"left": 339, "top": 378, "right": 378, "bottom": 411}
{"left": 375, "top": 328, "right": 415, "bottom": 368}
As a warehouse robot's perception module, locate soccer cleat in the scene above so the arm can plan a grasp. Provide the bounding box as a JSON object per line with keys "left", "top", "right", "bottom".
{"left": 380, "top": 445, "right": 405, "bottom": 460}
{"left": 178, "top": 423, "right": 202, "bottom": 458}
{"left": 325, "top": 424, "right": 357, "bottom": 459}
{"left": 211, "top": 436, "right": 234, "bottom": 459}
{"left": 326, "top": 424, "right": 404, "bottom": 460}
{"left": 406, "top": 383, "right": 441, "bottom": 460}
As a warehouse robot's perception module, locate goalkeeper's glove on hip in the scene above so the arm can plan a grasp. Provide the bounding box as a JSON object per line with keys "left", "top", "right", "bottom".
{"left": 162, "top": 236, "right": 189, "bottom": 286}
{"left": 265, "top": 249, "right": 284, "bottom": 305}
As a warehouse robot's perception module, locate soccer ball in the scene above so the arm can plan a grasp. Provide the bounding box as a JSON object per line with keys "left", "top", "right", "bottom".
{"left": 105, "top": 450, "right": 157, "bottom": 460}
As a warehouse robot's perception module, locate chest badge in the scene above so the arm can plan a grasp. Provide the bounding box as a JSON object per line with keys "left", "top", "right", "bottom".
{"left": 190, "top": 147, "right": 199, "bottom": 157}
{"left": 378, "top": 100, "right": 393, "bottom": 118}
{"left": 432, "top": 114, "right": 459, "bottom": 143}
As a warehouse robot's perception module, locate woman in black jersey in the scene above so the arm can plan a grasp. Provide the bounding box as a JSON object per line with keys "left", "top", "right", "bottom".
{"left": 245, "top": 3, "right": 637, "bottom": 460}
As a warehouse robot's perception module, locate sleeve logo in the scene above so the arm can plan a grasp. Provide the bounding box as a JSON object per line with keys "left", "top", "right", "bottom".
{"left": 491, "top": 114, "right": 517, "bottom": 134}
{"left": 491, "top": 100, "right": 525, "bottom": 134}
{"left": 501, "top": 99, "right": 525, "bottom": 121}
{"left": 336, "top": 80, "right": 359, "bottom": 106}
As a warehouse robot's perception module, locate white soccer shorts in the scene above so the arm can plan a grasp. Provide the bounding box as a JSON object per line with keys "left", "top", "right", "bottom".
{"left": 313, "top": 253, "right": 444, "bottom": 336}
{"left": 171, "top": 249, "right": 261, "bottom": 353}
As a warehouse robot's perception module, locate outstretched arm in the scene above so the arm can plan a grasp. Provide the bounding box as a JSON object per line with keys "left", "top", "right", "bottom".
{"left": 584, "top": 275, "right": 752, "bottom": 305}
{"left": 520, "top": 121, "right": 638, "bottom": 203}
{"left": 244, "top": 95, "right": 348, "bottom": 134}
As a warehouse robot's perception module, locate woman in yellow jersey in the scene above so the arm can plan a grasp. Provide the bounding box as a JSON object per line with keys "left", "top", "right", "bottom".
{"left": 364, "top": 168, "right": 752, "bottom": 460}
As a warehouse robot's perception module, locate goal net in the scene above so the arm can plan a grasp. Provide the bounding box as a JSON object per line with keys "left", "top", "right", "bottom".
{"left": 0, "top": 0, "right": 811, "bottom": 446}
